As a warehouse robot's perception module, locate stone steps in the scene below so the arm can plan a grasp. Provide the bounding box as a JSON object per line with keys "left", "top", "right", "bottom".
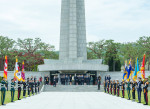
{"left": 44, "top": 85, "right": 104, "bottom": 92}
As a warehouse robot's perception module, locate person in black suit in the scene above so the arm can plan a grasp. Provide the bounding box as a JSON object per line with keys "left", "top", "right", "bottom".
{"left": 53, "top": 76, "right": 56, "bottom": 87}
{"left": 97, "top": 76, "right": 101, "bottom": 90}
{"left": 137, "top": 77, "right": 143, "bottom": 103}
{"left": 65, "top": 75, "right": 68, "bottom": 85}
{"left": 69, "top": 75, "right": 72, "bottom": 85}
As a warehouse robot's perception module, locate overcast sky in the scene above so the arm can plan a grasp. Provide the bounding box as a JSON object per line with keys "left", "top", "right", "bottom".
{"left": 0, "top": 0, "right": 150, "bottom": 50}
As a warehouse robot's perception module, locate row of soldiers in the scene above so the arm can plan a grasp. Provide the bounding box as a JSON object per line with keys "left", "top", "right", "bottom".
{"left": 104, "top": 77, "right": 149, "bottom": 105}
{"left": 1, "top": 76, "right": 41, "bottom": 105}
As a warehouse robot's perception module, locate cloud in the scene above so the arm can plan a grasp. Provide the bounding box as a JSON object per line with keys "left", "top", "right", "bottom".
{"left": 0, "top": 0, "right": 150, "bottom": 50}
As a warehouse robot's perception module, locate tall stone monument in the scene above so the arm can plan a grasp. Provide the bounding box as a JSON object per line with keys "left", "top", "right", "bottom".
{"left": 59, "top": 0, "right": 87, "bottom": 60}
{"left": 38, "top": 0, "right": 108, "bottom": 74}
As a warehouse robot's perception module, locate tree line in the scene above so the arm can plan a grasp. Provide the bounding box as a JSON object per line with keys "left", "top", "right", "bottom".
{"left": 87, "top": 36, "right": 150, "bottom": 71}
{"left": 0, "top": 36, "right": 149, "bottom": 72}
{"left": 0, "top": 36, "right": 58, "bottom": 71}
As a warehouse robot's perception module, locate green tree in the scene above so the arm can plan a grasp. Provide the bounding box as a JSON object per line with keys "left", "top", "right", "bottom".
{"left": 104, "top": 40, "right": 121, "bottom": 71}
{"left": 0, "top": 36, "right": 16, "bottom": 70}
{"left": 137, "top": 36, "right": 150, "bottom": 70}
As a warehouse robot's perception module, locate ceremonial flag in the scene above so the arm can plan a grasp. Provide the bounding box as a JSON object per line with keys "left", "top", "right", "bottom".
{"left": 133, "top": 58, "right": 140, "bottom": 81}
{"left": 3, "top": 56, "right": 8, "bottom": 80}
{"left": 127, "top": 60, "right": 133, "bottom": 81}
{"left": 14, "top": 57, "right": 22, "bottom": 81}
{"left": 21, "top": 61, "right": 25, "bottom": 82}
{"left": 141, "top": 54, "right": 146, "bottom": 80}
{"left": 123, "top": 61, "right": 128, "bottom": 80}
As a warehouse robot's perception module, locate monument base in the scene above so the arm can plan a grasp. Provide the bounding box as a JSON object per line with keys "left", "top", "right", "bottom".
{"left": 38, "top": 59, "right": 108, "bottom": 72}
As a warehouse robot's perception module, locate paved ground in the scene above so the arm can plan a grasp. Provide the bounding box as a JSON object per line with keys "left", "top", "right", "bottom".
{"left": 1, "top": 92, "right": 149, "bottom": 109}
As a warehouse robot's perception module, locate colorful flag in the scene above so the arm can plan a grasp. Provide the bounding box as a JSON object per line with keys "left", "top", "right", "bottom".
{"left": 3, "top": 56, "right": 8, "bottom": 80}
{"left": 141, "top": 54, "right": 146, "bottom": 80}
{"left": 133, "top": 58, "right": 140, "bottom": 81}
{"left": 14, "top": 57, "right": 22, "bottom": 81}
{"left": 123, "top": 61, "right": 128, "bottom": 80}
{"left": 21, "top": 61, "right": 25, "bottom": 82}
{"left": 127, "top": 59, "right": 133, "bottom": 81}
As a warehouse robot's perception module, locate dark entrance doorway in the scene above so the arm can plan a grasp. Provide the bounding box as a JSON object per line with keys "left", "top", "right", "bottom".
{"left": 50, "top": 71, "right": 59, "bottom": 85}
{"left": 87, "top": 71, "right": 97, "bottom": 85}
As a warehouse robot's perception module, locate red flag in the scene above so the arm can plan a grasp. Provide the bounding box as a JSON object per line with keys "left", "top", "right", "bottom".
{"left": 141, "top": 54, "right": 145, "bottom": 80}
{"left": 4, "top": 56, "right": 8, "bottom": 80}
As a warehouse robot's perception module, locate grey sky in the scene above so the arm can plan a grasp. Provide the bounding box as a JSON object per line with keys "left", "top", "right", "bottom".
{"left": 0, "top": 0, "right": 150, "bottom": 50}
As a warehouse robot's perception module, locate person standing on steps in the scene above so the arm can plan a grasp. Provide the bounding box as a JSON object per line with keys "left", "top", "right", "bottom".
{"left": 97, "top": 76, "right": 101, "bottom": 90}
{"left": 69, "top": 75, "right": 72, "bottom": 85}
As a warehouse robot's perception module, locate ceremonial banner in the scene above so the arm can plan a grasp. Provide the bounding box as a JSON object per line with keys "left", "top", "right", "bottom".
{"left": 127, "top": 60, "right": 133, "bottom": 81}
{"left": 123, "top": 61, "right": 128, "bottom": 80}
{"left": 21, "top": 61, "right": 25, "bottom": 82}
{"left": 14, "top": 57, "right": 22, "bottom": 81}
{"left": 3, "top": 56, "right": 8, "bottom": 80}
{"left": 141, "top": 54, "right": 145, "bottom": 80}
{"left": 133, "top": 58, "right": 139, "bottom": 81}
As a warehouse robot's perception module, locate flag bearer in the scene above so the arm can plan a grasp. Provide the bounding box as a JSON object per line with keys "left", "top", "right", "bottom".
{"left": 18, "top": 81, "right": 22, "bottom": 100}
{"left": 113, "top": 80, "right": 116, "bottom": 95}
{"left": 116, "top": 80, "right": 120, "bottom": 97}
{"left": 137, "top": 77, "right": 143, "bottom": 103}
{"left": 121, "top": 80, "right": 125, "bottom": 98}
{"left": 110, "top": 80, "right": 113, "bottom": 94}
{"left": 126, "top": 80, "right": 131, "bottom": 100}
{"left": 143, "top": 78, "right": 149, "bottom": 105}
{"left": 23, "top": 79, "right": 27, "bottom": 98}
{"left": 11, "top": 79, "right": 16, "bottom": 102}
{"left": 131, "top": 80, "right": 136, "bottom": 101}
{"left": 1, "top": 77, "right": 7, "bottom": 105}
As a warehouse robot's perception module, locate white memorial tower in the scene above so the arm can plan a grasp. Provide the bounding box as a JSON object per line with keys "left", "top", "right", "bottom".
{"left": 38, "top": 0, "right": 108, "bottom": 75}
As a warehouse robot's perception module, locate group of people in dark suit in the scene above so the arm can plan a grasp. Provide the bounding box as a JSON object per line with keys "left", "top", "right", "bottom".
{"left": 60, "top": 75, "right": 92, "bottom": 85}
{"left": 0, "top": 76, "right": 41, "bottom": 105}
{"left": 104, "top": 77, "right": 149, "bottom": 105}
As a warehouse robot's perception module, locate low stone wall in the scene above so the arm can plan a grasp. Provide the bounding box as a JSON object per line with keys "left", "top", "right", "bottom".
{"left": 99, "top": 71, "right": 150, "bottom": 82}
{"left": 0, "top": 71, "right": 150, "bottom": 84}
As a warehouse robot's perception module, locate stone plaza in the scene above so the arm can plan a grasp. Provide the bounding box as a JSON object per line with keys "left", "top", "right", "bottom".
{"left": 1, "top": 92, "right": 149, "bottom": 109}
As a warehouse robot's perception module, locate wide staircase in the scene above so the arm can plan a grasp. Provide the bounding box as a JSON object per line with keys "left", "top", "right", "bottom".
{"left": 44, "top": 85, "right": 104, "bottom": 92}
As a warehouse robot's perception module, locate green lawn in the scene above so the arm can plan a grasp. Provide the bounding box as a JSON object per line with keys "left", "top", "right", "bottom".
{"left": 0, "top": 91, "right": 29, "bottom": 106}
{"left": 105, "top": 90, "right": 150, "bottom": 106}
